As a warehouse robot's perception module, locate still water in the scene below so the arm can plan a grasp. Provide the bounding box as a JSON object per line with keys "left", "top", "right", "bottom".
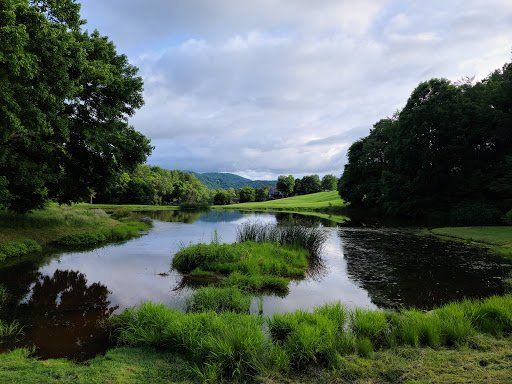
{"left": 0, "top": 210, "right": 510, "bottom": 360}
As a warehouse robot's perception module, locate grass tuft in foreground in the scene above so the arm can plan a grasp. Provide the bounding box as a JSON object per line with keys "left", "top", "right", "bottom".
{"left": 108, "top": 294, "right": 512, "bottom": 382}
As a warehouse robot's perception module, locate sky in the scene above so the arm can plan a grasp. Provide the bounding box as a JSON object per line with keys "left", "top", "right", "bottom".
{"left": 80, "top": 0, "right": 512, "bottom": 180}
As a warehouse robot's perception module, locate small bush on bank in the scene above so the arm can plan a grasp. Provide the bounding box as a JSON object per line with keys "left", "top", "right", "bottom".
{"left": 0, "top": 239, "right": 41, "bottom": 261}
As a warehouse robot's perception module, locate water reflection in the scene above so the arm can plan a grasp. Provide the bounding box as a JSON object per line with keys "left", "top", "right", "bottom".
{"left": 1, "top": 270, "right": 116, "bottom": 361}
{"left": 339, "top": 228, "right": 511, "bottom": 310}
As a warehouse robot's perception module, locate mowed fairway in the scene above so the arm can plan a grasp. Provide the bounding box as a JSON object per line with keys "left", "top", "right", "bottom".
{"left": 223, "top": 191, "right": 346, "bottom": 211}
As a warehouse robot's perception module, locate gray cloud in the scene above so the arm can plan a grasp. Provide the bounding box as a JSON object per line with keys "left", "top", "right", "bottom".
{"left": 80, "top": 0, "right": 512, "bottom": 179}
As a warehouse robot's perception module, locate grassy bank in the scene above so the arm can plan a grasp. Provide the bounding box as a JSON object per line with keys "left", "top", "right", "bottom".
{"left": 220, "top": 191, "right": 347, "bottom": 212}
{"left": 1, "top": 334, "right": 512, "bottom": 383}
{"left": 0, "top": 205, "right": 151, "bottom": 266}
{"left": 422, "top": 226, "right": 512, "bottom": 258}
{"left": 100, "top": 294, "right": 512, "bottom": 383}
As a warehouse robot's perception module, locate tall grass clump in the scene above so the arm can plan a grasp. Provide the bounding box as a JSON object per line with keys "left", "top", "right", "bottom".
{"left": 465, "top": 296, "right": 512, "bottom": 337}
{"left": 0, "top": 320, "right": 24, "bottom": 339}
{"left": 186, "top": 287, "right": 252, "bottom": 313}
{"left": 54, "top": 221, "right": 148, "bottom": 246}
{"left": 436, "top": 301, "right": 475, "bottom": 346}
{"left": 388, "top": 309, "right": 442, "bottom": 348}
{"left": 267, "top": 303, "right": 352, "bottom": 370}
{"left": 350, "top": 308, "right": 389, "bottom": 348}
{"left": 110, "top": 302, "right": 264, "bottom": 381}
{"left": 236, "top": 222, "right": 327, "bottom": 257}
{"left": 172, "top": 239, "right": 309, "bottom": 293}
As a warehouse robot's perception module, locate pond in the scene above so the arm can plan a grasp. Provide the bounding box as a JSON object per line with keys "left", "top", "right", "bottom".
{"left": 0, "top": 210, "right": 510, "bottom": 361}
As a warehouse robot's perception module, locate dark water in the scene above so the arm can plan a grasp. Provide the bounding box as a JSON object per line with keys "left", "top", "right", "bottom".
{"left": 0, "top": 210, "right": 510, "bottom": 361}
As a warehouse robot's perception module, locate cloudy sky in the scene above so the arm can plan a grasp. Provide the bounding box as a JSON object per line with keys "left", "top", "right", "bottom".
{"left": 80, "top": 0, "right": 512, "bottom": 180}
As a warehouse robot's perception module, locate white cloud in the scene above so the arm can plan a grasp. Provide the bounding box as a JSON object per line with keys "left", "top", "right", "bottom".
{"left": 80, "top": 0, "right": 512, "bottom": 179}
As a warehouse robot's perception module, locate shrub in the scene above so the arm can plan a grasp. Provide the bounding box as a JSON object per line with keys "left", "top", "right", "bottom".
{"left": 0, "top": 239, "right": 41, "bottom": 261}
{"left": 504, "top": 209, "right": 512, "bottom": 225}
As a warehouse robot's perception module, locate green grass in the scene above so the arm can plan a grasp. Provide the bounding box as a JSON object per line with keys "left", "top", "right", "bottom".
{"left": 172, "top": 240, "right": 309, "bottom": 293}
{"left": 219, "top": 191, "right": 347, "bottom": 212}
{"left": 0, "top": 205, "right": 151, "bottom": 266}
{"left": 104, "top": 295, "right": 512, "bottom": 382}
{"left": 3, "top": 296, "right": 512, "bottom": 383}
{"left": 423, "top": 226, "right": 512, "bottom": 258}
{"left": 185, "top": 287, "right": 252, "bottom": 314}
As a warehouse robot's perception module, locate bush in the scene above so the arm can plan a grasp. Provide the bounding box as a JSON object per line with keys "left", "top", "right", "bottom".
{"left": 504, "top": 209, "right": 512, "bottom": 225}
{"left": 0, "top": 239, "right": 41, "bottom": 261}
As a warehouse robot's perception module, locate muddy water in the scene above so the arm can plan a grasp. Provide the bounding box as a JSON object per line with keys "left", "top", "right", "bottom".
{"left": 0, "top": 210, "right": 510, "bottom": 360}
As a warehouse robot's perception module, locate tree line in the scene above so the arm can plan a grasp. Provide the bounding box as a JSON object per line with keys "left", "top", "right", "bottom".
{"left": 276, "top": 174, "right": 338, "bottom": 197}
{"left": 338, "top": 61, "right": 512, "bottom": 225}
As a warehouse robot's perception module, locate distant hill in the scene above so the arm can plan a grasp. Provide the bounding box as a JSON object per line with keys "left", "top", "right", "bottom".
{"left": 189, "top": 172, "right": 276, "bottom": 190}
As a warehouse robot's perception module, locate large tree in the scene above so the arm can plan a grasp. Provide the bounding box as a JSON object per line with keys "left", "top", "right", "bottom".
{"left": 0, "top": 0, "right": 152, "bottom": 212}
{"left": 276, "top": 175, "right": 295, "bottom": 197}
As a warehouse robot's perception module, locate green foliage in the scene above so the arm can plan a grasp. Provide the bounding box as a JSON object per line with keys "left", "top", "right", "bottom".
{"left": 350, "top": 308, "right": 388, "bottom": 346}
{"left": 190, "top": 172, "right": 276, "bottom": 190}
{"left": 277, "top": 175, "right": 295, "bottom": 197}
{"left": 0, "top": 1, "right": 152, "bottom": 212}
{"left": 110, "top": 302, "right": 265, "bottom": 381}
{"left": 97, "top": 166, "right": 211, "bottom": 206}
{"left": 172, "top": 239, "right": 308, "bottom": 293}
{"left": 213, "top": 189, "right": 231, "bottom": 205}
{"left": 505, "top": 209, "right": 512, "bottom": 225}
{"left": 185, "top": 287, "right": 252, "bottom": 314}
{"left": 106, "top": 295, "right": 512, "bottom": 380}
{"left": 321, "top": 174, "right": 338, "bottom": 191}
{"left": 339, "top": 62, "right": 512, "bottom": 225}
{"left": 0, "top": 239, "right": 41, "bottom": 261}
{"left": 0, "top": 320, "right": 24, "bottom": 339}
{"left": 54, "top": 221, "right": 149, "bottom": 246}
{"left": 239, "top": 186, "right": 255, "bottom": 203}
{"left": 235, "top": 222, "right": 327, "bottom": 257}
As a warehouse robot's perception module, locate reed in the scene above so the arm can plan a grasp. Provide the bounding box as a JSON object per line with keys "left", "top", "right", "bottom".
{"left": 235, "top": 222, "right": 327, "bottom": 257}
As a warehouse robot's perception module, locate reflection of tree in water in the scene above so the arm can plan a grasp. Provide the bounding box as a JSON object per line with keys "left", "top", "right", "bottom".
{"left": 339, "top": 228, "right": 509, "bottom": 310}
{"left": 197, "top": 210, "right": 244, "bottom": 223}
{"left": 143, "top": 209, "right": 203, "bottom": 223}
{"left": 275, "top": 212, "right": 339, "bottom": 228}
{"left": 5, "top": 270, "right": 117, "bottom": 361}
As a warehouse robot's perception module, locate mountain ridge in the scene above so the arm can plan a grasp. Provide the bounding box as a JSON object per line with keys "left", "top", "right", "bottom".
{"left": 188, "top": 171, "right": 276, "bottom": 190}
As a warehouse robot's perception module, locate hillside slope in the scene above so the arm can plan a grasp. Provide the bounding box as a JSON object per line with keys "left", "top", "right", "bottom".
{"left": 189, "top": 172, "right": 276, "bottom": 190}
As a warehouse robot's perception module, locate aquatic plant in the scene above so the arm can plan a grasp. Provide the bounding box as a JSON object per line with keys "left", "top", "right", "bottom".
{"left": 185, "top": 287, "right": 251, "bottom": 314}
{"left": 235, "top": 222, "right": 327, "bottom": 257}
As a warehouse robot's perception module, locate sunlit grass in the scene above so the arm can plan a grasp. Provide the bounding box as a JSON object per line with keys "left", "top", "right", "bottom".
{"left": 425, "top": 226, "right": 512, "bottom": 258}
{"left": 219, "top": 191, "right": 347, "bottom": 211}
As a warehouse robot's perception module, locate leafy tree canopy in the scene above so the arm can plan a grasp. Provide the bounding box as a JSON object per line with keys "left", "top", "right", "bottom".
{"left": 0, "top": 0, "right": 153, "bottom": 212}
{"left": 276, "top": 175, "right": 295, "bottom": 197}
{"left": 338, "top": 61, "right": 512, "bottom": 225}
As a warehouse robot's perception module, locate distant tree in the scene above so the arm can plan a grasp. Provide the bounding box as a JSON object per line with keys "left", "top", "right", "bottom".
{"left": 255, "top": 185, "right": 270, "bottom": 202}
{"left": 293, "top": 178, "right": 303, "bottom": 196}
{"left": 239, "top": 187, "right": 256, "bottom": 203}
{"left": 276, "top": 175, "right": 295, "bottom": 197}
{"left": 321, "top": 175, "right": 338, "bottom": 191}
{"left": 300, "top": 175, "right": 321, "bottom": 194}
{"left": 213, "top": 190, "right": 231, "bottom": 205}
